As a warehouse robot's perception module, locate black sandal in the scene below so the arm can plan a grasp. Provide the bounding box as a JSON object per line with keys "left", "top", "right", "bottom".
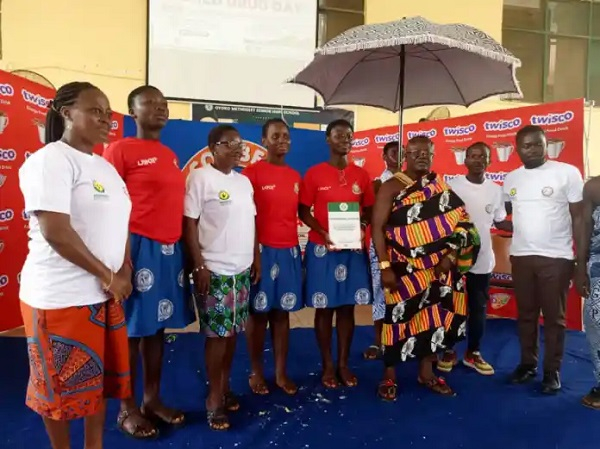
{"left": 141, "top": 404, "right": 185, "bottom": 427}
{"left": 363, "top": 345, "right": 382, "bottom": 360}
{"left": 207, "top": 407, "right": 230, "bottom": 431}
{"left": 377, "top": 379, "right": 397, "bottom": 402}
{"left": 223, "top": 392, "right": 240, "bottom": 412}
{"left": 117, "top": 409, "right": 159, "bottom": 439}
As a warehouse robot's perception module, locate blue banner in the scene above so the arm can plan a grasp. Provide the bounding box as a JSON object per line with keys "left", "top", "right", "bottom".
{"left": 123, "top": 117, "right": 329, "bottom": 175}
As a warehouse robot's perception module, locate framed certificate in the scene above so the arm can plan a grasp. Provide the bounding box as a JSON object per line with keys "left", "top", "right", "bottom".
{"left": 327, "top": 202, "right": 361, "bottom": 250}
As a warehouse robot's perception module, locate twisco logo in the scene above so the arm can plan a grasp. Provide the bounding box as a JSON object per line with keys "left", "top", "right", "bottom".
{"left": 351, "top": 137, "right": 370, "bottom": 147}
{"left": 111, "top": 120, "right": 119, "bottom": 130}
{"left": 443, "top": 124, "right": 476, "bottom": 137}
{"left": 0, "top": 148, "right": 17, "bottom": 161}
{"left": 483, "top": 118, "right": 521, "bottom": 132}
{"left": 21, "top": 89, "right": 51, "bottom": 108}
{"left": 374, "top": 132, "right": 399, "bottom": 144}
{"left": 530, "top": 111, "right": 574, "bottom": 126}
{"left": 0, "top": 274, "right": 8, "bottom": 288}
{"left": 0, "top": 208, "right": 14, "bottom": 222}
{"left": 0, "top": 83, "right": 15, "bottom": 96}
{"left": 407, "top": 129, "right": 437, "bottom": 139}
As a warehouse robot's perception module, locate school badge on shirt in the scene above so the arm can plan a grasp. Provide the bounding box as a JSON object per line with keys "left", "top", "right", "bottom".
{"left": 218, "top": 190, "right": 231, "bottom": 202}
{"left": 93, "top": 180, "right": 105, "bottom": 193}
{"left": 542, "top": 186, "right": 554, "bottom": 197}
{"left": 93, "top": 180, "right": 108, "bottom": 200}
{"left": 352, "top": 182, "right": 362, "bottom": 195}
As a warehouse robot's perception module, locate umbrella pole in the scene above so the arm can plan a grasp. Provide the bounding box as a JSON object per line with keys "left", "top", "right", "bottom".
{"left": 397, "top": 44, "right": 406, "bottom": 170}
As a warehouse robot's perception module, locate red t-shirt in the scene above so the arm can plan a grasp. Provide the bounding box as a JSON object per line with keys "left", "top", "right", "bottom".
{"left": 103, "top": 137, "right": 185, "bottom": 244}
{"left": 242, "top": 160, "right": 301, "bottom": 248}
{"left": 299, "top": 162, "right": 375, "bottom": 245}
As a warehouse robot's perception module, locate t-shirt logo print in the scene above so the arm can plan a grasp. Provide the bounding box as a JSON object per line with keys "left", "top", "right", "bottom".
{"left": 509, "top": 188, "right": 517, "bottom": 197}
{"left": 542, "top": 186, "right": 554, "bottom": 197}
{"left": 352, "top": 182, "right": 362, "bottom": 195}
{"left": 218, "top": 190, "right": 230, "bottom": 201}
{"left": 485, "top": 204, "right": 493, "bottom": 214}
{"left": 92, "top": 180, "right": 105, "bottom": 193}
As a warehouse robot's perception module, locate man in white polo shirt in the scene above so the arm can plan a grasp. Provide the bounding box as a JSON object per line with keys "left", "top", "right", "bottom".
{"left": 503, "top": 125, "right": 584, "bottom": 394}
{"left": 439, "top": 142, "right": 507, "bottom": 376}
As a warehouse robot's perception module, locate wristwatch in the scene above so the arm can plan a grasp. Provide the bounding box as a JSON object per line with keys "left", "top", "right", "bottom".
{"left": 378, "top": 261, "right": 391, "bottom": 270}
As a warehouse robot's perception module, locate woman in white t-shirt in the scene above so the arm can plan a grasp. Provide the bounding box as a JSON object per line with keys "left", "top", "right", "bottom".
{"left": 183, "top": 124, "right": 256, "bottom": 431}
{"left": 18, "top": 82, "right": 133, "bottom": 448}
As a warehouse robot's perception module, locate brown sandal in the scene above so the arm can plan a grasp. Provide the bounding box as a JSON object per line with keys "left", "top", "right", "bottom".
{"left": 582, "top": 387, "right": 600, "bottom": 410}
{"left": 117, "top": 409, "right": 159, "bottom": 439}
{"left": 338, "top": 367, "right": 358, "bottom": 387}
{"left": 377, "top": 379, "right": 397, "bottom": 401}
{"left": 321, "top": 374, "right": 340, "bottom": 389}
{"left": 207, "top": 407, "right": 230, "bottom": 431}
{"left": 141, "top": 403, "right": 185, "bottom": 427}
{"left": 223, "top": 392, "right": 240, "bottom": 412}
{"left": 249, "top": 373, "right": 270, "bottom": 395}
{"left": 276, "top": 378, "right": 299, "bottom": 396}
{"left": 418, "top": 376, "right": 456, "bottom": 396}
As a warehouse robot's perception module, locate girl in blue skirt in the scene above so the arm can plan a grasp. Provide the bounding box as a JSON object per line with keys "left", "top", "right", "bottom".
{"left": 298, "top": 119, "right": 374, "bottom": 389}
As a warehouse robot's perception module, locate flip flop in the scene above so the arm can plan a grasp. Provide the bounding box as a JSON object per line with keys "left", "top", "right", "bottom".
{"left": 117, "top": 409, "right": 159, "bottom": 439}
{"left": 249, "top": 373, "right": 270, "bottom": 395}
{"left": 206, "top": 407, "right": 229, "bottom": 431}
{"left": 363, "top": 345, "right": 381, "bottom": 360}
{"left": 223, "top": 392, "right": 240, "bottom": 412}
{"left": 377, "top": 379, "right": 398, "bottom": 402}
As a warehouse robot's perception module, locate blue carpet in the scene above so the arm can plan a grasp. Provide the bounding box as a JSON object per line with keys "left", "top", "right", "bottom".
{"left": 0, "top": 319, "right": 597, "bottom": 449}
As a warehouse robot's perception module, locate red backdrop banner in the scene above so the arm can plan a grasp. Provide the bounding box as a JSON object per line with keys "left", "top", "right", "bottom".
{"left": 351, "top": 99, "right": 585, "bottom": 330}
{"left": 0, "top": 70, "right": 124, "bottom": 331}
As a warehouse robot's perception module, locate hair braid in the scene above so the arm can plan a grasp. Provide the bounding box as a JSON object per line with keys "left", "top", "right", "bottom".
{"left": 44, "top": 81, "right": 97, "bottom": 144}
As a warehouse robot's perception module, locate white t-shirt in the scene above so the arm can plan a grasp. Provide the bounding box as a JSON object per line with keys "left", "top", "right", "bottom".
{"left": 19, "top": 141, "right": 132, "bottom": 309}
{"left": 448, "top": 176, "right": 506, "bottom": 274}
{"left": 379, "top": 169, "right": 394, "bottom": 183}
{"left": 184, "top": 165, "right": 256, "bottom": 275}
{"left": 503, "top": 160, "right": 583, "bottom": 259}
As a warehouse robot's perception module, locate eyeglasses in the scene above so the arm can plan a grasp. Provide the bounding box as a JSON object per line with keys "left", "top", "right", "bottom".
{"left": 216, "top": 139, "right": 243, "bottom": 149}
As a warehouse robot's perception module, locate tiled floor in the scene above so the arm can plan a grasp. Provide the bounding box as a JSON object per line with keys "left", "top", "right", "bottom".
{"left": 0, "top": 306, "right": 375, "bottom": 337}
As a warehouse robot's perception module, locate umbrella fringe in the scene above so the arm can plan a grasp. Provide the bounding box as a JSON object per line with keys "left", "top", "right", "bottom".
{"left": 499, "top": 63, "right": 524, "bottom": 100}
{"left": 316, "top": 34, "right": 521, "bottom": 68}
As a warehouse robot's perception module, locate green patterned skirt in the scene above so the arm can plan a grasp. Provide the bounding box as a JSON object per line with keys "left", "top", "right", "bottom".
{"left": 195, "top": 269, "right": 251, "bottom": 338}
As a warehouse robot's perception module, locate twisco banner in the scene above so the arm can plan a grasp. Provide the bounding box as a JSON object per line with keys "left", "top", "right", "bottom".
{"left": 351, "top": 99, "right": 585, "bottom": 330}
{"left": 0, "top": 70, "right": 124, "bottom": 331}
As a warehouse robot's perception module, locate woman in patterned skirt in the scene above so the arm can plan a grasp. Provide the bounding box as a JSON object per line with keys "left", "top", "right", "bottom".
{"left": 183, "top": 124, "right": 257, "bottom": 430}
{"left": 371, "top": 135, "right": 480, "bottom": 400}
{"left": 18, "top": 82, "right": 133, "bottom": 449}
{"left": 576, "top": 176, "right": 600, "bottom": 409}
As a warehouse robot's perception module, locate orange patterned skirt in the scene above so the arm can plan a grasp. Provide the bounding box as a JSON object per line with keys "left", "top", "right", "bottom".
{"left": 20, "top": 299, "right": 131, "bottom": 420}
